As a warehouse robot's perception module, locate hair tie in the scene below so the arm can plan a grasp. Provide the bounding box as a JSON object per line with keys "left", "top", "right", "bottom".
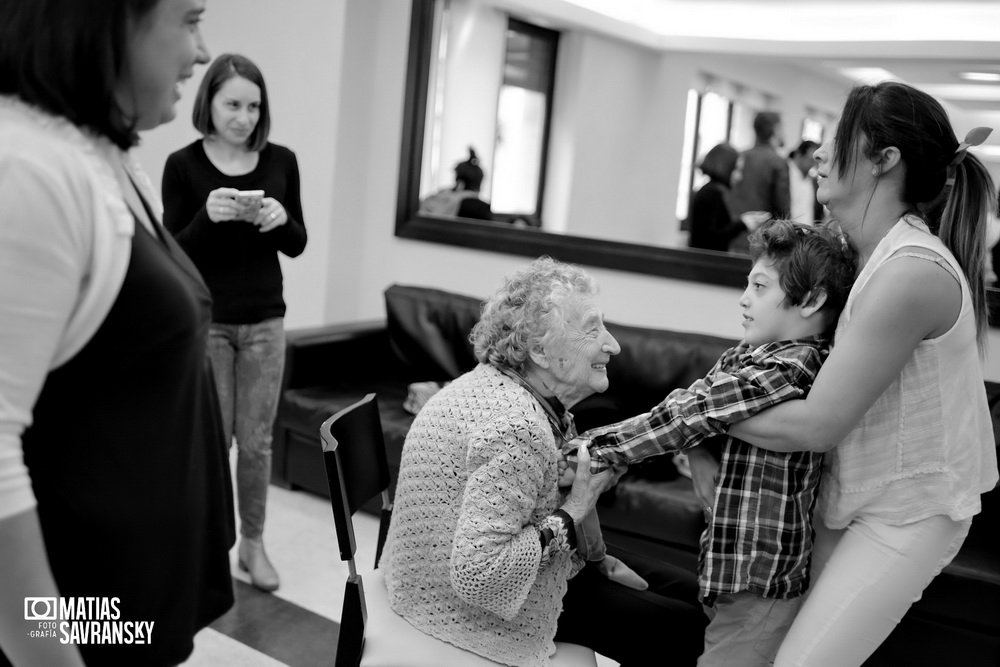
{"left": 950, "top": 127, "right": 993, "bottom": 167}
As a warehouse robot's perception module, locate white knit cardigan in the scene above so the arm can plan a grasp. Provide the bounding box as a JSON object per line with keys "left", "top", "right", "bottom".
{"left": 381, "top": 364, "right": 581, "bottom": 667}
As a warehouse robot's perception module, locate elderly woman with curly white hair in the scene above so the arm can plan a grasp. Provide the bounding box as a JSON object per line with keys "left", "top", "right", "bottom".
{"left": 380, "top": 257, "right": 705, "bottom": 667}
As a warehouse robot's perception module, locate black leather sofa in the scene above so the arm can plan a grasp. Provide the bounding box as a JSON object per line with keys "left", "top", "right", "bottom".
{"left": 272, "top": 284, "right": 1000, "bottom": 665}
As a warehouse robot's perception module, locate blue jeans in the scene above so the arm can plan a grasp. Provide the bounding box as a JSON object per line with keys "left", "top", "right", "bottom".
{"left": 208, "top": 318, "right": 285, "bottom": 540}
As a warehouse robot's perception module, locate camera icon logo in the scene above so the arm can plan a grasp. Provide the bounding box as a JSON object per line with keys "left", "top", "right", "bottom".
{"left": 24, "top": 597, "right": 58, "bottom": 621}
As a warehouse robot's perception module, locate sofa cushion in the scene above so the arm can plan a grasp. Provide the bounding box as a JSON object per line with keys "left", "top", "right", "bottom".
{"left": 597, "top": 477, "right": 705, "bottom": 553}
{"left": 385, "top": 285, "right": 482, "bottom": 381}
{"left": 279, "top": 381, "right": 415, "bottom": 489}
{"left": 280, "top": 383, "right": 409, "bottom": 439}
{"left": 602, "top": 321, "right": 735, "bottom": 416}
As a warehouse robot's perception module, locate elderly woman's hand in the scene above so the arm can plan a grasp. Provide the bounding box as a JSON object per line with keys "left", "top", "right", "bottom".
{"left": 559, "top": 444, "right": 612, "bottom": 524}
{"left": 557, "top": 437, "right": 587, "bottom": 488}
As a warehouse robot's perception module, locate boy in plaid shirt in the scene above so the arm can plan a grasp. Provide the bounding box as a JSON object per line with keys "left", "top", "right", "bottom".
{"left": 579, "top": 219, "right": 857, "bottom": 665}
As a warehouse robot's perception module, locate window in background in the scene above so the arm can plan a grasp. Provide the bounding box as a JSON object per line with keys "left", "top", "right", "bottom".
{"left": 674, "top": 89, "right": 700, "bottom": 226}
{"left": 729, "top": 100, "right": 757, "bottom": 151}
{"left": 801, "top": 108, "right": 835, "bottom": 144}
{"left": 491, "top": 18, "right": 559, "bottom": 218}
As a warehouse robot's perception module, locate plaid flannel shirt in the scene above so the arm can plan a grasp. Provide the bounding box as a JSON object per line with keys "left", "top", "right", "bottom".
{"left": 585, "top": 336, "right": 829, "bottom": 602}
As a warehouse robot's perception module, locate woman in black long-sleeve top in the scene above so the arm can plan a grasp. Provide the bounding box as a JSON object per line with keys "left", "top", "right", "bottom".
{"left": 163, "top": 54, "right": 307, "bottom": 594}
{"left": 688, "top": 143, "right": 746, "bottom": 252}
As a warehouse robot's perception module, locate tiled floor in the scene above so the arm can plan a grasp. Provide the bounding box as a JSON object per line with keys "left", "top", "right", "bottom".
{"left": 179, "top": 481, "right": 619, "bottom": 666}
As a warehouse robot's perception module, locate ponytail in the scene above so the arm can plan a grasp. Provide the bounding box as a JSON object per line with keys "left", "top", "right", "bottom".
{"left": 837, "top": 83, "right": 995, "bottom": 347}
{"left": 936, "top": 152, "right": 995, "bottom": 348}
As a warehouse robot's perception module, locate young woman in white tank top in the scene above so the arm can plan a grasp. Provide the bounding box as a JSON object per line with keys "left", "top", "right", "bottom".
{"left": 725, "top": 81, "right": 998, "bottom": 666}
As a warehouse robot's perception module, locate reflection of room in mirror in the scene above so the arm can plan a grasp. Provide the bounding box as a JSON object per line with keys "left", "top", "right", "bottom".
{"left": 414, "top": 0, "right": 1000, "bottom": 258}
{"left": 419, "top": 0, "right": 847, "bottom": 250}
{"left": 675, "top": 78, "right": 792, "bottom": 235}
{"left": 491, "top": 20, "right": 557, "bottom": 216}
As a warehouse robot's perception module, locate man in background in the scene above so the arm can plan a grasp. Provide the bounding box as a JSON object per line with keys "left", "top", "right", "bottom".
{"left": 727, "top": 111, "right": 790, "bottom": 253}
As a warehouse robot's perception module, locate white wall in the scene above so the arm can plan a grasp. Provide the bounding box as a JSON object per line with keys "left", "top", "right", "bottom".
{"left": 135, "top": 0, "right": 347, "bottom": 329}
{"left": 550, "top": 31, "right": 674, "bottom": 245}
{"left": 132, "top": 0, "right": 1000, "bottom": 380}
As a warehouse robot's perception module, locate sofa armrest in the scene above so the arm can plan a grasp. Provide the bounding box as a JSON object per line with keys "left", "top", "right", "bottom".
{"left": 283, "top": 320, "right": 399, "bottom": 391}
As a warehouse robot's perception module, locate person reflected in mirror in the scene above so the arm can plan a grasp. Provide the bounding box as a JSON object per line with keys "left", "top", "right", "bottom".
{"left": 729, "top": 111, "right": 791, "bottom": 253}
{"left": 381, "top": 257, "right": 706, "bottom": 667}
{"left": 728, "top": 82, "right": 998, "bottom": 666}
{"left": 162, "top": 53, "right": 308, "bottom": 594}
{"left": 787, "top": 140, "right": 826, "bottom": 225}
{"left": 688, "top": 142, "right": 757, "bottom": 252}
{"left": 419, "top": 146, "right": 494, "bottom": 221}
{"left": 0, "top": 1, "right": 236, "bottom": 665}
{"left": 579, "top": 220, "right": 857, "bottom": 666}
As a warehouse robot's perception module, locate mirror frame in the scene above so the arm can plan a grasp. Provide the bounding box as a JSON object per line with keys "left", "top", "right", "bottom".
{"left": 394, "top": 0, "right": 1000, "bottom": 317}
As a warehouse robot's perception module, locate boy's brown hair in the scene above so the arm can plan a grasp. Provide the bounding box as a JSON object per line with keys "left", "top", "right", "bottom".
{"left": 749, "top": 219, "right": 858, "bottom": 332}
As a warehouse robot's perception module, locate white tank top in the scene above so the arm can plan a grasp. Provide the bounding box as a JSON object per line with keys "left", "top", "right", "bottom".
{"left": 818, "top": 216, "right": 999, "bottom": 529}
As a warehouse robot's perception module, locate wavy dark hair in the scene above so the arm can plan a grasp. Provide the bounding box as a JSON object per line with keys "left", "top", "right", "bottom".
{"left": 192, "top": 53, "right": 271, "bottom": 152}
{"left": 749, "top": 219, "right": 858, "bottom": 334}
{"left": 0, "top": 0, "right": 161, "bottom": 149}
{"left": 833, "top": 81, "right": 995, "bottom": 345}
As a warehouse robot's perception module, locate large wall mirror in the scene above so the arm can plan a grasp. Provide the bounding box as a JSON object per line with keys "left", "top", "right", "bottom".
{"left": 395, "top": 0, "right": 1000, "bottom": 313}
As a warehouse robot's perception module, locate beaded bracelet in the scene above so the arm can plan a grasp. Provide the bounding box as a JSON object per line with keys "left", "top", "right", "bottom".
{"left": 539, "top": 509, "right": 577, "bottom": 565}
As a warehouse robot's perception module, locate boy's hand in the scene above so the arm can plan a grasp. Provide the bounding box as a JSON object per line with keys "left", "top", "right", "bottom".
{"left": 609, "top": 465, "right": 628, "bottom": 487}
{"left": 557, "top": 437, "right": 588, "bottom": 487}
{"left": 687, "top": 447, "right": 720, "bottom": 517}
{"left": 562, "top": 437, "right": 589, "bottom": 460}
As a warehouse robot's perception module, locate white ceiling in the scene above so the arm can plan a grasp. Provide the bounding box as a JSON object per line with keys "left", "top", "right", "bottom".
{"left": 487, "top": 0, "right": 1000, "bottom": 158}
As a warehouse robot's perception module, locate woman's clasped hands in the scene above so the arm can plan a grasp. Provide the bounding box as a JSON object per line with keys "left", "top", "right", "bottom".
{"left": 206, "top": 187, "right": 287, "bottom": 231}
{"left": 558, "top": 441, "right": 626, "bottom": 520}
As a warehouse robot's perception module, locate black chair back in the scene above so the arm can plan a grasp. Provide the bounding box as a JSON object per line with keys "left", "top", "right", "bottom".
{"left": 320, "top": 393, "right": 392, "bottom": 667}
{"left": 321, "top": 393, "right": 393, "bottom": 564}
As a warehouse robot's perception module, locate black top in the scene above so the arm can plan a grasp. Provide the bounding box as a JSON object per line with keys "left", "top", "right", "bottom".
{"left": 457, "top": 196, "right": 493, "bottom": 221}
{"left": 162, "top": 140, "right": 308, "bottom": 324}
{"left": 689, "top": 178, "right": 746, "bottom": 252}
{"left": 23, "top": 219, "right": 235, "bottom": 666}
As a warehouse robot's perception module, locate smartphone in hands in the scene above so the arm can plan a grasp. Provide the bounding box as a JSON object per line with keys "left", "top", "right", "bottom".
{"left": 234, "top": 190, "right": 264, "bottom": 221}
